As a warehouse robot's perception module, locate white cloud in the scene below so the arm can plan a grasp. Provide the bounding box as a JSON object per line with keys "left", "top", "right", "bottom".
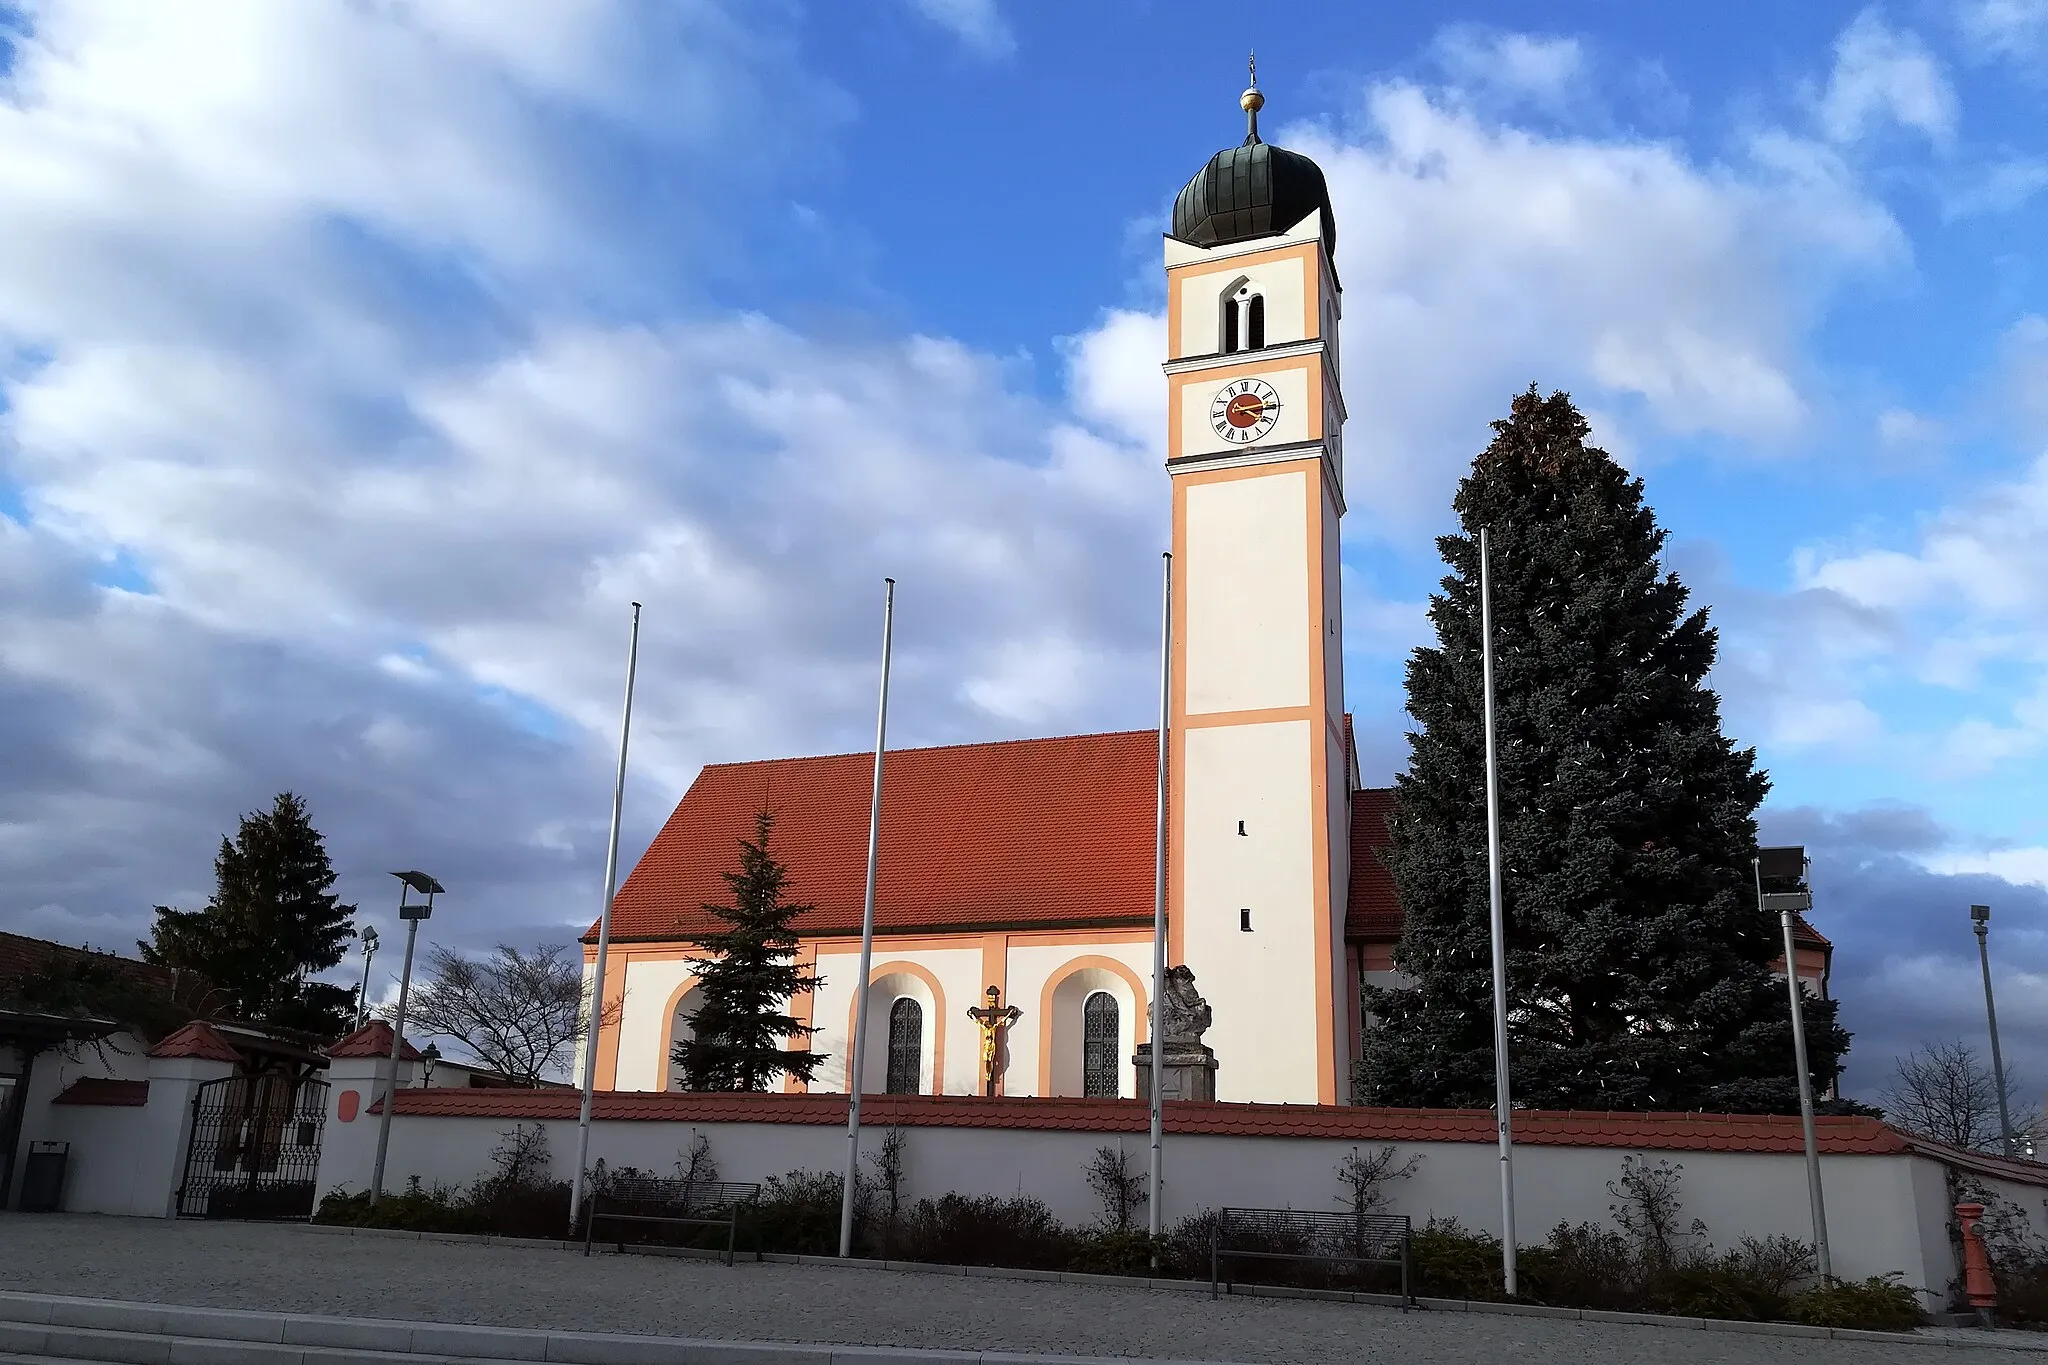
{"left": 1817, "top": 9, "right": 1958, "bottom": 147}
{"left": 0, "top": 0, "right": 1133, "bottom": 956}
{"left": 1279, "top": 81, "right": 1899, "bottom": 534}
{"left": 1959, "top": 0, "right": 2048, "bottom": 59}
{"left": 898, "top": 0, "right": 1015, "bottom": 59}
{"left": 1924, "top": 846, "right": 2048, "bottom": 886}
{"left": 1876, "top": 406, "right": 1940, "bottom": 447}
{"left": 1433, "top": 26, "right": 1585, "bottom": 110}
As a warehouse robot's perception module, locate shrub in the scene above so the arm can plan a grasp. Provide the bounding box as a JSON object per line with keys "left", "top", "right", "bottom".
{"left": 1788, "top": 1274, "right": 1924, "bottom": 1332}
{"left": 898, "top": 1193, "right": 1074, "bottom": 1270}
{"left": 752, "top": 1169, "right": 866, "bottom": 1257}
{"left": 1066, "top": 1229, "right": 1167, "bottom": 1277}
{"left": 1406, "top": 1218, "right": 1506, "bottom": 1301}
{"left": 1519, "top": 1221, "right": 1636, "bottom": 1310}
{"left": 1084, "top": 1145, "right": 1148, "bottom": 1235}
{"left": 312, "top": 1177, "right": 489, "bottom": 1234}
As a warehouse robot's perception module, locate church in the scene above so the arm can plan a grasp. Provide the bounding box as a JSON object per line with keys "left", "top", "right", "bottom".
{"left": 582, "top": 80, "right": 1832, "bottom": 1109}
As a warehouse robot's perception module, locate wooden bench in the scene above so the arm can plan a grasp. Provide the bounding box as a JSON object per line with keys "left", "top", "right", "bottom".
{"left": 583, "top": 1176, "right": 763, "bottom": 1265}
{"left": 1210, "top": 1207, "right": 1412, "bottom": 1304}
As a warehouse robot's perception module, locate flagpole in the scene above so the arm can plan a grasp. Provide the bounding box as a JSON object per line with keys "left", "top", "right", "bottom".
{"left": 839, "top": 577, "right": 896, "bottom": 1258}
{"left": 1147, "top": 552, "right": 1171, "bottom": 1261}
{"left": 1479, "top": 530, "right": 1519, "bottom": 1297}
{"left": 567, "top": 601, "right": 642, "bottom": 1237}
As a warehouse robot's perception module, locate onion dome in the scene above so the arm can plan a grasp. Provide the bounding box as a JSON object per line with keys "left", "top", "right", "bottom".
{"left": 1170, "top": 66, "right": 1336, "bottom": 259}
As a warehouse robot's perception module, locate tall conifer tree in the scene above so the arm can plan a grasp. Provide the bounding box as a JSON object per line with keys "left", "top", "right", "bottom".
{"left": 673, "top": 809, "right": 826, "bottom": 1091}
{"left": 1356, "top": 388, "right": 1851, "bottom": 1114}
{"left": 140, "top": 792, "right": 358, "bottom": 1036}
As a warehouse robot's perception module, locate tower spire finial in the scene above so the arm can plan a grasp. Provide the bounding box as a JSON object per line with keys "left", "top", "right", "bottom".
{"left": 1240, "top": 49, "right": 1264, "bottom": 144}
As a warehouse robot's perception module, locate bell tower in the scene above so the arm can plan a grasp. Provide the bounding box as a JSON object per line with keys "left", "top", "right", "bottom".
{"left": 1164, "top": 71, "right": 1351, "bottom": 1105}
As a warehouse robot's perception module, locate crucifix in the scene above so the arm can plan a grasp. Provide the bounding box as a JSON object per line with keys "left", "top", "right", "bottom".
{"left": 966, "top": 985, "right": 1021, "bottom": 1098}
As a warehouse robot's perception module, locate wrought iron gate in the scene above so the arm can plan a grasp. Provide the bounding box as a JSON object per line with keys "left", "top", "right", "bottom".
{"left": 176, "top": 1073, "right": 328, "bottom": 1219}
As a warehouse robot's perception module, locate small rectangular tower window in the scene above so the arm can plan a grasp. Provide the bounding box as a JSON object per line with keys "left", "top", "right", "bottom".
{"left": 1240, "top": 908, "right": 1253, "bottom": 932}
{"left": 1246, "top": 294, "right": 1265, "bottom": 350}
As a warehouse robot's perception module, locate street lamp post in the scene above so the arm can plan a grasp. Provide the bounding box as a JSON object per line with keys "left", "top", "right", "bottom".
{"left": 369, "top": 871, "right": 443, "bottom": 1209}
{"left": 1757, "top": 846, "right": 1830, "bottom": 1281}
{"left": 420, "top": 1042, "right": 441, "bottom": 1088}
{"left": 1971, "top": 905, "right": 2015, "bottom": 1159}
{"left": 353, "top": 926, "right": 380, "bottom": 1031}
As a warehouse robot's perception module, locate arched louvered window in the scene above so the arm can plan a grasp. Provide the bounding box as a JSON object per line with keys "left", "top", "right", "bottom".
{"left": 1221, "top": 280, "right": 1266, "bottom": 355}
{"left": 1082, "top": 992, "right": 1120, "bottom": 1098}
{"left": 886, "top": 997, "right": 923, "bottom": 1095}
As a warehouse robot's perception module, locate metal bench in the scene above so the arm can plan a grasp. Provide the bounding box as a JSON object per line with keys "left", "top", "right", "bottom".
{"left": 1210, "top": 1207, "right": 1412, "bottom": 1304}
{"left": 583, "top": 1176, "right": 762, "bottom": 1265}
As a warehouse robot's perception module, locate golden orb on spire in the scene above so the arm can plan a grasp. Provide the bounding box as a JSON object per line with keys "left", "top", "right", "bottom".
{"left": 1240, "top": 86, "right": 1264, "bottom": 114}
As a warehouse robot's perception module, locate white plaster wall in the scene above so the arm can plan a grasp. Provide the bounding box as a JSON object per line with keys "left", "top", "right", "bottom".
{"left": 616, "top": 956, "right": 698, "bottom": 1093}
{"left": 1324, "top": 727, "right": 1351, "bottom": 1097}
{"left": 1182, "top": 719, "right": 1320, "bottom": 1104}
{"left": 1174, "top": 255, "right": 1308, "bottom": 357}
{"left": 810, "top": 944, "right": 983, "bottom": 1095}
{"left": 1006, "top": 939, "right": 1154, "bottom": 1100}
{"left": 318, "top": 1056, "right": 415, "bottom": 1200}
{"left": 40, "top": 1104, "right": 147, "bottom": 1215}
{"left": 1320, "top": 499, "right": 1343, "bottom": 728}
{"left": 1184, "top": 470, "right": 1309, "bottom": 716}
{"left": 330, "top": 1107, "right": 1991, "bottom": 1307}
{"left": 1176, "top": 365, "right": 1313, "bottom": 461}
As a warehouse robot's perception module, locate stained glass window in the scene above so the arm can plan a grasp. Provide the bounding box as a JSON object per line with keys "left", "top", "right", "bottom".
{"left": 1083, "top": 992, "right": 1120, "bottom": 1098}
{"left": 886, "top": 997, "right": 923, "bottom": 1095}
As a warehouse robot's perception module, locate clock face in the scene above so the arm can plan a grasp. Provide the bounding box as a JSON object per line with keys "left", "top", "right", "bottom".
{"left": 1209, "top": 378, "right": 1280, "bottom": 444}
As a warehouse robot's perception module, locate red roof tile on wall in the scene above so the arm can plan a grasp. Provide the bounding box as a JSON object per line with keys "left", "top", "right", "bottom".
{"left": 382, "top": 1088, "right": 1908, "bottom": 1155}
{"left": 596, "top": 731, "right": 1160, "bottom": 941}
{"left": 146, "top": 1021, "right": 240, "bottom": 1061}
{"left": 52, "top": 1077, "right": 149, "bottom": 1107}
{"left": 329, "top": 1020, "right": 422, "bottom": 1060}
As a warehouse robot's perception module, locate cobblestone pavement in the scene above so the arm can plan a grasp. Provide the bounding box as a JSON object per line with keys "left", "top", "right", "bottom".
{"left": 0, "top": 1216, "right": 2040, "bottom": 1364}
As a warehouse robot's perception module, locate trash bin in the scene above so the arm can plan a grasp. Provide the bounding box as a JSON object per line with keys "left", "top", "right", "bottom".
{"left": 19, "top": 1141, "right": 68, "bottom": 1212}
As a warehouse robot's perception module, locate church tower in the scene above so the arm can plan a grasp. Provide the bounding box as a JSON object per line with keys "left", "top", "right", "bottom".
{"left": 1164, "top": 74, "right": 1351, "bottom": 1105}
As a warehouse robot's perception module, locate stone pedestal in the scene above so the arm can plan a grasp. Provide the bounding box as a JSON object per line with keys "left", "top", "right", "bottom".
{"left": 1133, "top": 1043, "right": 1217, "bottom": 1102}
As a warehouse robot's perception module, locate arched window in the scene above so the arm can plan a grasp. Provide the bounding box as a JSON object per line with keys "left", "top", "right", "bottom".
{"left": 1082, "top": 992, "right": 1120, "bottom": 1097}
{"left": 886, "top": 997, "right": 923, "bottom": 1094}
{"left": 1221, "top": 279, "right": 1266, "bottom": 355}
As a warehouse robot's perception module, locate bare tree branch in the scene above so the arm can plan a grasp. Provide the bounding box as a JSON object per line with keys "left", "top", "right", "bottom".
{"left": 399, "top": 943, "right": 617, "bottom": 1085}
{"left": 1881, "top": 1039, "right": 2044, "bottom": 1154}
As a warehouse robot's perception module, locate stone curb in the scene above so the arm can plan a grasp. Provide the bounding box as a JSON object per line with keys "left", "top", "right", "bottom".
{"left": 284, "top": 1228, "right": 2048, "bottom": 1352}
{"left": 0, "top": 1294, "right": 1222, "bottom": 1365}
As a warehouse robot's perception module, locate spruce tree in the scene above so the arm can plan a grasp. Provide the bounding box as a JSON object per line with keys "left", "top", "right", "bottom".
{"left": 140, "top": 792, "right": 358, "bottom": 1036}
{"left": 1355, "top": 388, "right": 1851, "bottom": 1115}
{"left": 673, "top": 809, "right": 826, "bottom": 1091}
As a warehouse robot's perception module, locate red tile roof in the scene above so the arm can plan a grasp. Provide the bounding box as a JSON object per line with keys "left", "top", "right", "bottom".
{"left": 1347, "top": 787, "right": 1399, "bottom": 939}
{"left": 380, "top": 1088, "right": 1908, "bottom": 1155}
{"left": 0, "top": 931, "right": 179, "bottom": 998}
{"left": 597, "top": 730, "right": 1161, "bottom": 942}
{"left": 147, "top": 1020, "right": 240, "bottom": 1061}
{"left": 52, "top": 1077, "right": 149, "bottom": 1107}
{"left": 328, "top": 1020, "right": 422, "bottom": 1061}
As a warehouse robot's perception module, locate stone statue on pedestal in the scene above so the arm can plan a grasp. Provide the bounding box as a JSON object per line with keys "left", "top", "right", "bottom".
{"left": 1134, "top": 965, "right": 1219, "bottom": 1102}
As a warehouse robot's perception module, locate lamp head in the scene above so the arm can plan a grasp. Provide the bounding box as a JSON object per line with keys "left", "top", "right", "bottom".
{"left": 1971, "top": 903, "right": 1991, "bottom": 926}
{"left": 391, "top": 870, "right": 445, "bottom": 896}
{"left": 361, "top": 926, "right": 379, "bottom": 952}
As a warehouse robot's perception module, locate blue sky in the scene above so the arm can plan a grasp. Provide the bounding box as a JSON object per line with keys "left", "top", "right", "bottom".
{"left": 1, "top": 0, "right": 2044, "bottom": 1102}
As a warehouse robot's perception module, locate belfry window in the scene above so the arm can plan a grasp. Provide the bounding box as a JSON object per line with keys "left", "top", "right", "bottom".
{"left": 886, "top": 997, "right": 923, "bottom": 1094}
{"left": 1082, "top": 992, "right": 1119, "bottom": 1097}
{"left": 1221, "top": 280, "right": 1266, "bottom": 355}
